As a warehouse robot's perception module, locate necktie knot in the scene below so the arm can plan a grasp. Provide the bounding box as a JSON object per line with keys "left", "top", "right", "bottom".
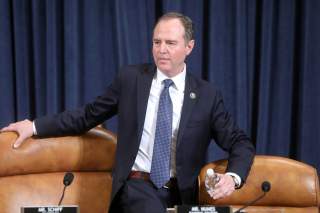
{"left": 163, "top": 79, "right": 173, "bottom": 89}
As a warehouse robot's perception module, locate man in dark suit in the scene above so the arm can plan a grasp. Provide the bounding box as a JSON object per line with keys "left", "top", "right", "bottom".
{"left": 1, "top": 12, "right": 254, "bottom": 212}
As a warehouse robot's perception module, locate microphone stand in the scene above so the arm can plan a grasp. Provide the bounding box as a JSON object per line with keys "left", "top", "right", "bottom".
{"left": 58, "top": 185, "right": 67, "bottom": 206}
{"left": 233, "top": 192, "right": 266, "bottom": 213}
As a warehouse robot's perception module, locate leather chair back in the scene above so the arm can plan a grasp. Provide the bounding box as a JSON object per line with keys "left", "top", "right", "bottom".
{"left": 0, "top": 127, "right": 116, "bottom": 213}
{"left": 198, "top": 155, "right": 320, "bottom": 213}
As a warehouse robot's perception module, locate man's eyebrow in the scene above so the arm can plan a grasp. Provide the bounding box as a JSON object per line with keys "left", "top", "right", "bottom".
{"left": 166, "top": 40, "right": 177, "bottom": 43}
{"left": 152, "top": 39, "right": 178, "bottom": 44}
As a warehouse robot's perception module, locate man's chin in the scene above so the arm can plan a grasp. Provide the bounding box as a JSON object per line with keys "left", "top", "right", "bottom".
{"left": 156, "top": 64, "right": 171, "bottom": 72}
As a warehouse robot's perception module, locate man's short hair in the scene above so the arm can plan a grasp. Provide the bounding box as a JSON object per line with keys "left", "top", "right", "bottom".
{"left": 155, "top": 12, "right": 194, "bottom": 42}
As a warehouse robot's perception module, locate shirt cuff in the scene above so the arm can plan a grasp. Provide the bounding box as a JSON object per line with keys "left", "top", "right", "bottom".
{"left": 32, "top": 121, "right": 37, "bottom": 135}
{"left": 226, "top": 172, "right": 241, "bottom": 188}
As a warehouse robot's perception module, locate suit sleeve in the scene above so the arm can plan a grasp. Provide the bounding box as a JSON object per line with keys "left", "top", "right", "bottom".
{"left": 210, "top": 90, "right": 255, "bottom": 183}
{"left": 34, "top": 73, "right": 121, "bottom": 137}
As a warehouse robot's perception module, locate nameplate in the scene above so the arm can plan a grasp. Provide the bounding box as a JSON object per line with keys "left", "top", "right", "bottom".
{"left": 171, "top": 205, "right": 231, "bottom": 213}
{"left": 21, "top": 205, "right": 79, "bottom": 213}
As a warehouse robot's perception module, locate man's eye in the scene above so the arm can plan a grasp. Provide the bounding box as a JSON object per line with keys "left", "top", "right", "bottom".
{"left": 167, "top": 41, "right": 176, "bottom": 46}
{"left": 153, "top": 41, "right": 160, "bottom": 45}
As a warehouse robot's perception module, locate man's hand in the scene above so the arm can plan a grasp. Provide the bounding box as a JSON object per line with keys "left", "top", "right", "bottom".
{"left": 0, "top": 119, "right": 34, "bottom": 148}
{"left": 210, "top": 173, "right": 236, "bottom": 200}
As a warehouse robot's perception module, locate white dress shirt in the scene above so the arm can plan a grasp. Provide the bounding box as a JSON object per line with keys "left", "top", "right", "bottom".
{"left": 131, "top": 65, "right": 186, "bottom": 177}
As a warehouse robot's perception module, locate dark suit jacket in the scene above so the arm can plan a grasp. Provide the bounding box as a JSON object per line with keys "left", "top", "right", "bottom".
{"left": 35, "top": 63, "right": 255, "bottom": 204}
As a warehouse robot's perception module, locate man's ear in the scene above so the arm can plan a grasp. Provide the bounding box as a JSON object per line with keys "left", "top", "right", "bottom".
{"left": 186, "top": 39, "right": 195, "bottom": 56}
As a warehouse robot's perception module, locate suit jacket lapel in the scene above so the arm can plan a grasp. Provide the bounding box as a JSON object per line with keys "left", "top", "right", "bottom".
{"left": 137, "top": 65, "right": 156, "bottom": 142}
{"left": 177, "top": 73, "right": 198, "bottom": 148}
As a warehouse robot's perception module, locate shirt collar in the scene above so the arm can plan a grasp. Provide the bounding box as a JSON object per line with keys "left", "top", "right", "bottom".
{"left": 156, "top": 64, "right": 186, "bottom": 92}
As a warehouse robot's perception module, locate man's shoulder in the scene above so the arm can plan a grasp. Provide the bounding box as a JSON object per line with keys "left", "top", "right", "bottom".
{"left": 187, "top": 72, "right": 218, "bottom": 92}
{"left": 119, "top": 63, "right": 155, "bottom": 74}
{"left": 114, "top": 63, "right": 155, "bottom": 83}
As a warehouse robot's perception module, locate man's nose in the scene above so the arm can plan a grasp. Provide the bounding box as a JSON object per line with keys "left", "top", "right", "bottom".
{"left": 159, "top": 43, "right": 168, "bottom": 53}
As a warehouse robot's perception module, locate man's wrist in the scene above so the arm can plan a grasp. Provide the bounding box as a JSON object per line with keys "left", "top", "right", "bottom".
{"left": 225, "top": 172, "right": 241, "bottom": 189}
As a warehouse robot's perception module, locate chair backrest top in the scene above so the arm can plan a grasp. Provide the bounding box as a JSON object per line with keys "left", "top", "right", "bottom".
{"left": 198, "top": 155, "right": 320, "bottom": 208}
{"left": 0, "top": 127, "right": 117, "bottom": 177}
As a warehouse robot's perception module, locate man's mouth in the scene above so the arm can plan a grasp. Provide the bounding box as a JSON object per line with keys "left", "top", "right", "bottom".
{"left": 158, "top": 58, "right": 169, "bottom": 61}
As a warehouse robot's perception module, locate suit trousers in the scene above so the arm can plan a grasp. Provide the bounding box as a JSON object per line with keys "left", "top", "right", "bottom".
{"left": 109, "top": 178, "right": 181, "bottom": 213}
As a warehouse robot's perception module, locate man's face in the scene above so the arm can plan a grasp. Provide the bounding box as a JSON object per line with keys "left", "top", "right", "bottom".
{"left": 152, "top": 19, "right": 194, "bottom": 77}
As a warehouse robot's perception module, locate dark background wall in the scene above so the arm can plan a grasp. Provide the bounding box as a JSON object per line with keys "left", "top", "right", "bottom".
{"left": 0, "top": 0, "right": 319, "bottom": 172}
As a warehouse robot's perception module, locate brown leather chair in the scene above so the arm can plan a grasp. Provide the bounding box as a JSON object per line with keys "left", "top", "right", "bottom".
{"left": 0, "top": 127, "right": 116, "bottom": 213}
{"left": 198, "top": 155, "right": 320, "bottom": 213}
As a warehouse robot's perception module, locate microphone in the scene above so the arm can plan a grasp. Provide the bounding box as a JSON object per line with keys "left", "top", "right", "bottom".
{"left": 58, "top": 172, "right": 74, "bottom": 205}
{"left": 234, "top": 181, "right": 271, "bottom": 213}
{"left": 63, "top": 172, "right": 74, "bottom": 186}
{"left": 261, "top": 181, "right": 271, "bottom": 192}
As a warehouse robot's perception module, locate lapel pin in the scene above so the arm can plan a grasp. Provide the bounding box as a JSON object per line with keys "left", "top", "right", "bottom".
{"left": 190, "top": 92, "right": 196, "bottom": 99}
